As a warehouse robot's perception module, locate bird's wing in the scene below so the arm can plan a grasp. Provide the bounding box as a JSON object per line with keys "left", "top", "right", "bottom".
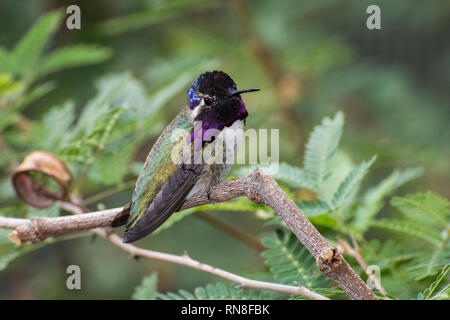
{"left": 123, "top": 162, "right": 203, "bottom": 243}
{"left": 124, "top": 110, "right": 200, "bottom": 242}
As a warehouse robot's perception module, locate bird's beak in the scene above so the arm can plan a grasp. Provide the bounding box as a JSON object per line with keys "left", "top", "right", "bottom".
{"left": 227, "top": 88, "right": 260, "bottom": 98}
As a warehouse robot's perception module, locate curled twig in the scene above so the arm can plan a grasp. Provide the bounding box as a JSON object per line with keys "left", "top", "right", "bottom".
{"left": 11, "top": 151, "right": 72, "bottom": 208}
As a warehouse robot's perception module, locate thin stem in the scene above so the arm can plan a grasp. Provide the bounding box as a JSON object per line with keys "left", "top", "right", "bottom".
{"left": 96, "top": 229, "right": 329, "bottom": 300}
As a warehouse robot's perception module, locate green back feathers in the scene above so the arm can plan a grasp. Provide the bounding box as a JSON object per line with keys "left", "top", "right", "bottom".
{"left": 127, "top": 109, "right": 193, "bottom": 228}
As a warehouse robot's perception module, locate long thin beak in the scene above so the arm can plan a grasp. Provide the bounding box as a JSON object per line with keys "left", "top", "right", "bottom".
{"left": 227, "top": 88, "right": 260, "bottom": 98}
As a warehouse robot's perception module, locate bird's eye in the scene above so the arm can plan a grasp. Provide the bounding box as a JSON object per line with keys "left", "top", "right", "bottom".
{"left": 204, "top": 97, "right": 212, "bottom": 106}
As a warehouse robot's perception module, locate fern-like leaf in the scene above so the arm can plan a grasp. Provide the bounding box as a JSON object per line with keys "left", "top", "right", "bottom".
{"left": 156, "top": 282, "right": 278, "bottom": 300}
{"left": 406, "top": 250, "right": 450, "bottom": 281}
{"left": 352, "top": 167, "right": 423, "bottom": 232}
{"left": 272, "top": 162, "right": 312, "bottom": 189}
{"left": 261, "top": 230, "right": 331, "bottom": 290}
{"left": 11, "top": 10, "right": 63, "bottom": 75}
{"left": 370, "top": 219, "right": 442, "bottom": 247}
{"left": 304, "top": 111, "right": 344, "bottom": 191}
{"left": 361, "top": 239, "right": 416, "bottom": 271}
{"left": 391, "top": 192, "right": 449, "bottom": 228}
{"left": 331, "top": 156, "right": 376, "bottom": 210}
{"left": 37, "top": 45, "right": 112, "bottom": 77}
{"left": 297, "top": 199, "right": 331, "bottom": 216}
{"left": 308, "top": 214, "right": 346, "bottom": 233}
{"left": 132, "top": 272, "right": 158, "bottom": 300}
{"left": 234, "top": 162, "right": 314, "bottom": 190}
{"left": 419, "top": 264, "right": 449, "bottom": 300}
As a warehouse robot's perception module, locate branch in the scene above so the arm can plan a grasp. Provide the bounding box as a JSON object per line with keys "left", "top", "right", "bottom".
{"left": 338, "top": 238, "right": 387, "bottom": 295}
{"left": 3, "top": 203, "right": 129, "bottom": 244}
{"left": 0, "top": 204, "right": 327, "bottom": 300}
{"left": 0, "top": 170, "right": 377, "bottom": 299}
{"left": 94, "top": 229, "right": 328, "bottom": 300}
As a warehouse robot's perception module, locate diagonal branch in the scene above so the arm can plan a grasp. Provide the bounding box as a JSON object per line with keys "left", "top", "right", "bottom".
{"left": 338, "top": 238, "right": 387, "bottom": 295}
{"left": 0, "top": 170, "right": 377, "bottom": 299}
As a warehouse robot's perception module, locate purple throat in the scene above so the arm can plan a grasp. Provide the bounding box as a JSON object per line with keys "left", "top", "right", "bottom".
{"left": 188, "top": 96, "right": 247, "bottom": 150}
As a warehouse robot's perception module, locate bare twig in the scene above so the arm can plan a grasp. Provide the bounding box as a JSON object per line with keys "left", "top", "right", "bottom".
{"left": 337, "top": 238, "right": 387, "bottom": 295}
{"left": 0, "top": 170, "right": 377, "bottom": 299}
{"left": 94, "top": 229, "right": 328, "bottom": 300}
{"left": 2, "top": 203, "right": 129, "bottom": 245}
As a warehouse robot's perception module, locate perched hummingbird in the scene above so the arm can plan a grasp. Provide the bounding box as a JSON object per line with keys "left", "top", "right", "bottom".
{"left": 123, "top": 71, "right": 259, "bottom": 243}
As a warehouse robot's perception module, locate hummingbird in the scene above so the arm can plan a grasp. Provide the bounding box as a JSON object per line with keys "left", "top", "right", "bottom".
{"left": 123, "top": 70, "right": 259, "bottom": 243}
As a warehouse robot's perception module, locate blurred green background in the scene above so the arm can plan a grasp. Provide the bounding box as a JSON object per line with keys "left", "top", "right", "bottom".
{"left": 0, "top": 0, "right": 448, "bottom": 299}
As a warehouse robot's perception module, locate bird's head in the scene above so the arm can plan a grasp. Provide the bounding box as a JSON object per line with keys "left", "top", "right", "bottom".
{"left": 187, "top": 71, "right": 259, "bottom": 131}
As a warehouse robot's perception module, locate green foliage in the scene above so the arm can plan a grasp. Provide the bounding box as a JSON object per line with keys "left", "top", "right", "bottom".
{"left": 234, "top": 113, "right": 446, "bottom": 299}
{"left": 131, "top": 272, "right": 277, "bottom": 300}
{"left": 238, "top": 112, "right": 378, "bottom": 219}
{"left": 304, "top": 112, "right": 344, "bottom": 192}
{"left": 261, "top": 229, "right": 332, "bottom": 292}
{"left": 132, "top": 272, "right": 159, "bottom": 300}
{"left": 7, "top": 11, "right": 62, "bottom": 75}
{"left": 371, "top": 219, "right": 442, "bottom": 246}
{"left": 0, "top": 62, "right": 215, "bottom": 270}
{"left": 371, "top": 192, "right": 449, "bottom": 248}
{"left": 391, "top": 192, "right": 449, "bottom": 228}
{"left": 331, "top": 155, "right": 376, "bottom": 210}
{"left": 0, "top": 230, "right": 31, "bottom": 271}
{"left": 0, "top": 8, "right": 112, "bottom": 199}
{"left": 418, "top": 264, "right": 449, "bottom": 300}
{"left": 352, "top": 168, "right": 424, "bottom": 232}
{"left": 356, "top": 192, "right": 449, "bottom": 297}
{"left": 157, "top": 282, "right": 277, "bottom": 300}
{"left": 0, "top": 10, "right": 111, "bottom": 118}
{"left": 297, "top": 199, "right": 331, "bottom": 217}
{"left": 37, "top": 45, "right": 112, "bottom": 78}
{"left": 96, "top": 6, "right": 184, "bottom": 37}
{"left": 1, "top": 1, "right": 449, "bottom": 300}
{"left": 269, "top": 162, "right": 313, "bottom": 190}
{"left": 0, "top": 10, "right": 111, "bottom": 77}
{"left": 301, "top": 115, "right": 377, "bottom": 217}
{"left": 406, "top": 250, "right": 449, "bottom": 281}
{"left": 367, "top": 192, "right": 449, "bottom": 285}
{"left": 13, "top": 70, "right": 198, "bottom": 188}
{"left": 0, "top": 12, "right": 208, "bottom": 271}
